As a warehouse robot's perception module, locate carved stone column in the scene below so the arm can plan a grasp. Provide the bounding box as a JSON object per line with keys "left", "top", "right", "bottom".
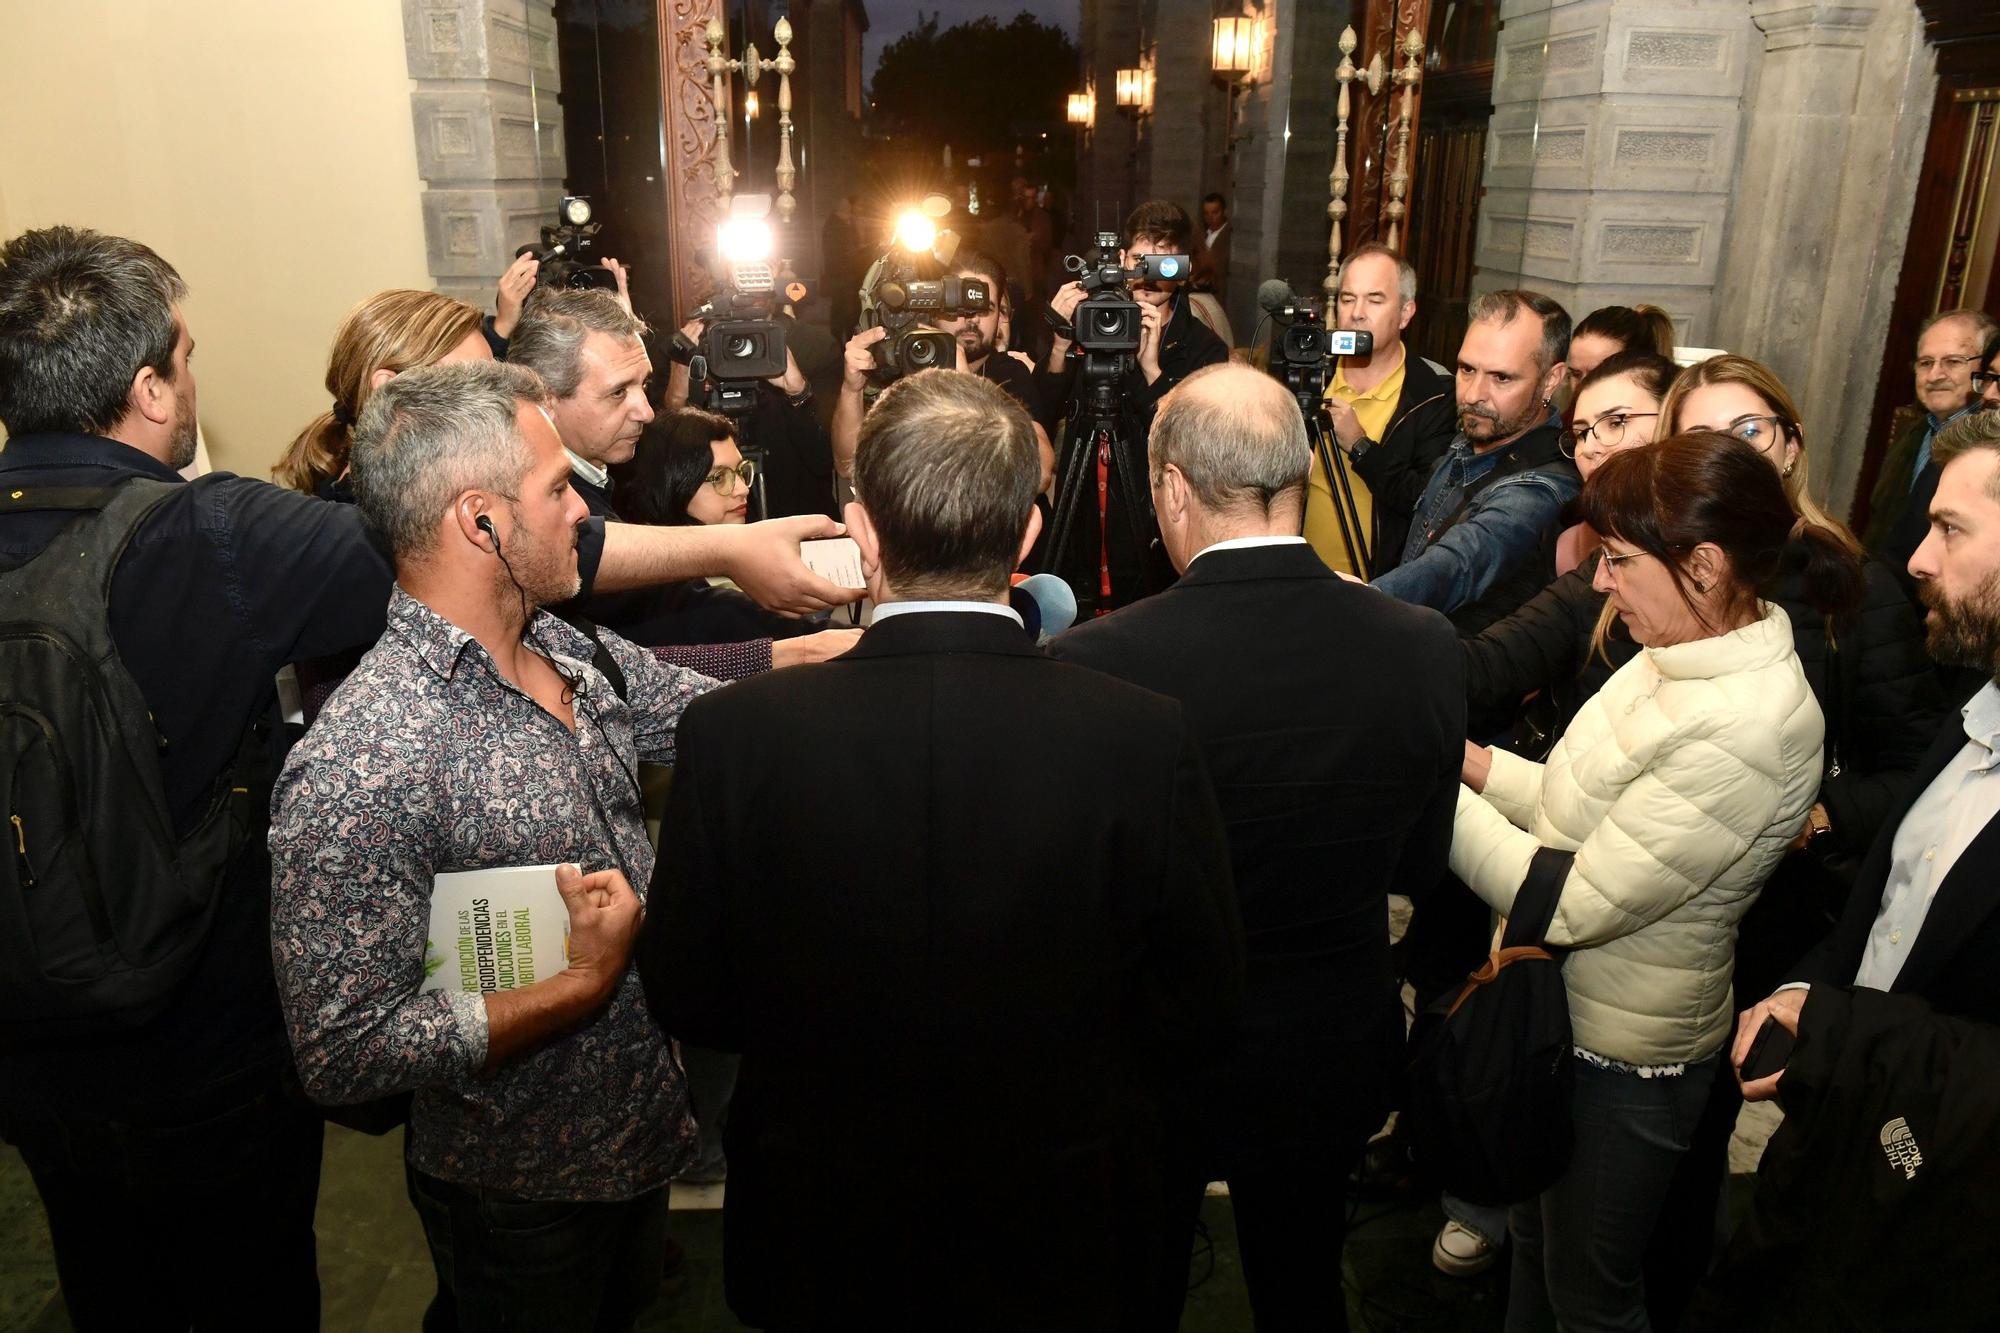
{"left": 401, "top": 0, "right": 564, "bottom": 309}
{"left": 1474, "top": 0, "right": 1759, "bottom": 347}
{"left": 1710, "top": 0, "right": 1935, "bottom": 511}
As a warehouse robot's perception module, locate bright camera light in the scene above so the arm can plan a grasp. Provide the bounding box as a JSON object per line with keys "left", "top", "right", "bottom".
{"left": 717, "top": 217, "right": 773, "bottom": 263}
{"left": 893, "top": 210, "right": 937, "bottom": 254}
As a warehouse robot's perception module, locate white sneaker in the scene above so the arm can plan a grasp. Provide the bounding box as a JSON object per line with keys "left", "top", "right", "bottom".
{"left": 1431, "top": 1219, "right": 1500, "bottom": 1276}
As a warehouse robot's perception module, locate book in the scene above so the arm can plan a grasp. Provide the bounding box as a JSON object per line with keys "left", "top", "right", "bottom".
{"left": 420, "top": 863, "right": 571, "bottom": 994}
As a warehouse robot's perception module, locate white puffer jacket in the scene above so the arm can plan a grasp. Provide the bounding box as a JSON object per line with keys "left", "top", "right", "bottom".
{"left": 1449, "top": 604, "right": 1824, "bottom": 1067}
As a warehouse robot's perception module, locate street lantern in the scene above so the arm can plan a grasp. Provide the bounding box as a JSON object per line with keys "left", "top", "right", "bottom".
{"left": 1066, "top": 91, "right": 1095, "bottom": 127}
{"left": 1115, "top": 68, "right": 1144, "bottom": 108}
{"left": 1211, "top": 17, "right": 1259, "bottom": 80}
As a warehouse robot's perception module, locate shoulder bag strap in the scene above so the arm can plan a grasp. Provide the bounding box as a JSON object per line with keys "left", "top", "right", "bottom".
{"left": 1500, "top": 846, "right": 1575, "bottom": 953}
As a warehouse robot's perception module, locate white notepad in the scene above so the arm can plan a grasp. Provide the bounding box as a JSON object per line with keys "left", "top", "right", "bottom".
{"left": 420, "top": 863, "right": 571, "bottom": 994}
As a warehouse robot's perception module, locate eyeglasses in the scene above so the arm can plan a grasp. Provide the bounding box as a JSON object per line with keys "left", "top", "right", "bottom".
{"left": 1599, "top": 548, "right": 1650, "bottom": 573}
{"left": 1973, "top": 370, "right": 2000, "bottom": 393}
{"left": 1711, "top": 414, "right": 1792, "bottom": 452}
{"left": 704, "top": 459, "right": 757, "bottom": 494}
{"left": 1914, "top": 355, "right": 1980, "bottom": 375}
{"left": 1561, "top": 410, "right": 1658, "bottom": 457}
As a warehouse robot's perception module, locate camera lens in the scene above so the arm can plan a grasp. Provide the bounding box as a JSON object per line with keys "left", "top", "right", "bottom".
{"left": 906, "top": 338, "right": 940, "bottom": 368}
{"left": 727, "top": 334, "right": 759, "bottom": 360}
{"left": 1093, "top": 309, "right": 1127, "bottom": 338}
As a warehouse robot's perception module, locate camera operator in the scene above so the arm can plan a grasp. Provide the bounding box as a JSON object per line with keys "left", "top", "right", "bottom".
{"left": 481, "top": 252, "right": 632, "bottom": 360}
{"left": 1037, "top": 200, "right": 1228, "bottom": 611}
{"left": 1317, "top": 243, "right": 1458, "bottom": 575}
{"left": 830, "top": 249, "right": 1056, "bottom": 495}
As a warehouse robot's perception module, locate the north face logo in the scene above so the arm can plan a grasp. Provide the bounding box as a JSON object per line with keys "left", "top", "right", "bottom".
{"left": 1880, "top": 1116, "right": 1924, "bottom": 1180}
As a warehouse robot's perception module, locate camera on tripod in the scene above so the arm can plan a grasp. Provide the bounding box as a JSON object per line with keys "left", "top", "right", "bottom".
{"left": 863, "top": 200, "right": 990, "bottom": 380}
{"left": 671, "top": 197, "right": 792, "bottom": 417}
{"left": 1060, "top": 232, "right": 1190, "bottom": 356}
{"left": 518, "top": 196, "right": 619, "bottom": 293}
{"left": 1265, "top": 288, "right": 1372, "bottom": 396}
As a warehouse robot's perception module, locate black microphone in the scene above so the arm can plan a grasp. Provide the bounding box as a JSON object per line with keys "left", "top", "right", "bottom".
{"left": 1256, "top": 278, "right": 1297, "bottom": 318}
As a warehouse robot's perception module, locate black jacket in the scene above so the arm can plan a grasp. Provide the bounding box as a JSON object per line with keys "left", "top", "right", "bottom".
{"left": 560, "top": 469, "right": 809, "bottom": 648}
{"left": 638, "top": 611, "right": 1242, "bottom": 1329}
{"left": 1050, "top": 543, "right": 1462, "bottom": 1168}
{"left": 1693, "top": 985, "right": 2000, "bottom": 1331}
{"left": 1461, "top": 549, "right": 1946, "bottom": 858}
{"left": 1349, "top": 353, "right": 1459, "bottom": 571}
{"left": 1032, "top": 292, "right": 1230, "bottom": 611}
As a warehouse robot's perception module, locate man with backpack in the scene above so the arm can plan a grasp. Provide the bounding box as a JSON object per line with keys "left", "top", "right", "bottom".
{"left": 0, "top": 224, "right": 858, "bottom": 1329}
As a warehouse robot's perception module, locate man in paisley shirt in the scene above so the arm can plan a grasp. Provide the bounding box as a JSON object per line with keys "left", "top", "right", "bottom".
{"left": 269, "top": 361, "right": 716, "bottom": 1333}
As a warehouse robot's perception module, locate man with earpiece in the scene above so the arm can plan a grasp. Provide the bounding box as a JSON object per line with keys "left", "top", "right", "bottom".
{"left": 268, "top": 360, "right": 716, "bottom": 1333}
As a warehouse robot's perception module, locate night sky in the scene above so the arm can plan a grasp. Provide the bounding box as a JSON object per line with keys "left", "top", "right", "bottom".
{"left": 863, "top": 2, "right": 1079, "bottom": 79}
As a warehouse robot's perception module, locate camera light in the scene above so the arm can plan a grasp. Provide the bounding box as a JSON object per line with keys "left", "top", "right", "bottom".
{"left": 560, "top": 195, "right": 593, "bottom": 226}
{"left": 893, "top": 210, "right": 937, "bottom": 255}
{"left": 717, "top": 217, "right": 774, "bottom": 264}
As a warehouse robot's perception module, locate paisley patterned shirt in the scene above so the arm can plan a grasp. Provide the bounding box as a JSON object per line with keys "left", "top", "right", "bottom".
{"left": 270, "top": 589, "right": 716, "bottom": 1201}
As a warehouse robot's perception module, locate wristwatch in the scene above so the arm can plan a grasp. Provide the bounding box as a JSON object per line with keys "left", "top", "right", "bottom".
{"left": 1803, "top": 805, "right": 1834, "bottom": 845}
{"left": 785, "top": 384, "right": 814, "bottom": 409}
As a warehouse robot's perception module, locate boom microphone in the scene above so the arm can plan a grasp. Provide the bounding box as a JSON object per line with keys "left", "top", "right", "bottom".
{"left": 1008, "top": 572, "right": 1080, "bottom": 642}
{"left": 1257, "top": 278, "right": 1298, "bottom": 317}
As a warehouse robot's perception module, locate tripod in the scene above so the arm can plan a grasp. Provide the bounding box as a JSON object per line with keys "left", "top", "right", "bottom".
{"left": 1287, "top": 369, "right": 1372, "bottom": 579}
{"left": 1044, "top": 353, "right": 1160, "bottom": 612}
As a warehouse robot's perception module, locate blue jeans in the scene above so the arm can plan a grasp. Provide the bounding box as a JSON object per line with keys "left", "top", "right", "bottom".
{"left": 407, "top": 1167, "right": 669, "bottom": 1333}
{"left": 1507, "top": 1054, "right": 1720, "bottom": 1333}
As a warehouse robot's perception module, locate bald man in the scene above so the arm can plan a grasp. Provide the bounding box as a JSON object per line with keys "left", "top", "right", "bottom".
{"left": 1050, "top": 363, "right": 1464, "bottom": 1331}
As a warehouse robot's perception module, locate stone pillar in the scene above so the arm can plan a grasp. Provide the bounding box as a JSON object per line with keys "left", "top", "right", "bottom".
{"left": 1710, "top": 0, "right": 1935, "bottom": 511}
{"left": 401, "top": 0, "right": 564, "bottom": 309}
{"left": 1473, "top": 0, "right": 1759, "bottom": 346}
{"left": 1075, "top": 0, "right": 1142, "bottom": 244}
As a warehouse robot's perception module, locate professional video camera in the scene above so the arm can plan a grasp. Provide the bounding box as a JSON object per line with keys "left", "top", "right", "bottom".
{"left": 1041, "top": 233, "right": 1193, "bottom": 608}
{"left": 518, "top": 196, "right": 619, "bottom": 292}
{"left": 1261, "top": 285, "right": 1374, "bottom": 396}
{"left": 861, "top": 198, "right": 991, "bottom": 380}
{"left": 1059, "top": 231, "right": 1190, "bottom": 356}
{"left": 671, "top": 197, "right": 792, "bottom": 417}
{"left": 1259, "top": 280, "right": 1377, "bottom": 576}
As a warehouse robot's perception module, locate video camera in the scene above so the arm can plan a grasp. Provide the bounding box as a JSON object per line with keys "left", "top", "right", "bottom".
{"left": 863, "top": 199, "right": 991, "bottom": 380}
{"left": 671, "top": 199, "right": 792, "bottom": 417}
{"left": 1060, "top": 232, "right": 1191, "bottom": 356}
{"left": 1263, "top": 285, "right": 1373, "bottom": 396}
{"left": 518, "top": 196, "right": 619, "bottom": 293}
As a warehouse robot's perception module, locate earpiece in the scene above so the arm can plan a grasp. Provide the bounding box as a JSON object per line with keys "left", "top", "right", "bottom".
{"left": 476, "top": 514, "right": 499, "bottom": 551}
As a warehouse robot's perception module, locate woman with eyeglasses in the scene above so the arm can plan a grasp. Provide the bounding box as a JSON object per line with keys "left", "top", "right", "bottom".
{"left": 1453, "top": 432, "right": 1860, "bottom": 1333}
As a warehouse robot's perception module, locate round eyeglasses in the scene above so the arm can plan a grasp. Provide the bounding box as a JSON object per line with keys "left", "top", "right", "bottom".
{"left": 705, "top": 459, "right": 757, "bottom": 495}
{"left": 1561, "top": 411, "right": 1658, "bottom": 457}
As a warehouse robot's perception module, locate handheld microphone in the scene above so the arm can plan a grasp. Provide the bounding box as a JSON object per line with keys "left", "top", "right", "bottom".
{"left": 1009, "top": 572, "right": 1079, "bottom": 641}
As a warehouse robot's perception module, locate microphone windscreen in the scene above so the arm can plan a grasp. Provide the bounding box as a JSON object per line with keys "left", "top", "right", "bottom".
{"left": 1257, "top": 278, "right": 1297, "bottom": 315}
{"left": 1021, "top": 572, "right": 1079, "bottom": 636}
{"left": 1008, "top": 583, "right": 1043, "bottom": 639}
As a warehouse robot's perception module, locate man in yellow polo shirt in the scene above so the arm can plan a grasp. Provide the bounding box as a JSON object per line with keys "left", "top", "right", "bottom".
{"left": 1308, "top": 244, "right": 1458, "bottom": 577}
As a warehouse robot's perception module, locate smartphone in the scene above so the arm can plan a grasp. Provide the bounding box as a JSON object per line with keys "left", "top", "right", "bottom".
{"left": 1740, "top": 1015, "right": 1796, "bottom": 1082}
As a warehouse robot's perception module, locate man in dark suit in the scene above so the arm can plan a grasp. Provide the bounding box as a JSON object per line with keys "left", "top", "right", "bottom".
{"left": 1050, "top": 363, "right": 1465, "bottom": 1331}
{"left": 1716, "top": 408, "right": 2000, "bottom": 1326}
{"left": 1859, "top": 308, "right": 1996, "bottom": 597}
{"left": 637, "top": 367, "right": 1242, "bottom": 1332}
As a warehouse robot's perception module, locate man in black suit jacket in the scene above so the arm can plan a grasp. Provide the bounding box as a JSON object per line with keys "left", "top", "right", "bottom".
{"left": 1051, "top": 363, "right": 1465, "bottom": 1332}
{"left": 1716, "top": 411, "right": 2000, "bottom": 1326}
{"left": 637, "top": 367, "right": 1242, "bottom": 1332}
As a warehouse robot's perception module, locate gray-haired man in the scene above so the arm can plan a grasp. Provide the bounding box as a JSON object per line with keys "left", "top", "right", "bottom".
{"left": 1052, "top": 363, "right": 1461, "bottom": 1330}
{"left": 269, "top": 361, "right": 715, "bottom": 1332}
{"left": 506, "top": 289, "right": 655, "bottom": 517}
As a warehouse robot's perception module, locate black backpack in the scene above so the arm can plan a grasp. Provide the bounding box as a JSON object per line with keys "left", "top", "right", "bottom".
{"left": 1405, "top": 847, "right": 1576, "bottom": 1207}
{"left": 0, "top": 480, "right": 258, "bottom": 1041}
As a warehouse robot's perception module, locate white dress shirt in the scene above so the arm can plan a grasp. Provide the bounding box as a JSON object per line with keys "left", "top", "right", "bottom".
{"left": 1188, "top": 534, "right": 1309, "bottom": 565}
{"left": 1855, "top": 680, "right": 2000, "bottom": 990}
{"left": 870, "top": 599, "right": 1023, "bottom": 627}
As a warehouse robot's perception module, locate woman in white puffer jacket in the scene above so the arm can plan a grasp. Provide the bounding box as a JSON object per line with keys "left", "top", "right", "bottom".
{"left": 1450, "top": 432, "right": 1864, "bottom": 1333}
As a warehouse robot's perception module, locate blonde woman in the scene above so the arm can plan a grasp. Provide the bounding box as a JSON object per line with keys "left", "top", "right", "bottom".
{"left": 274, "top": 290, "right": 489, "bottom": 496}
